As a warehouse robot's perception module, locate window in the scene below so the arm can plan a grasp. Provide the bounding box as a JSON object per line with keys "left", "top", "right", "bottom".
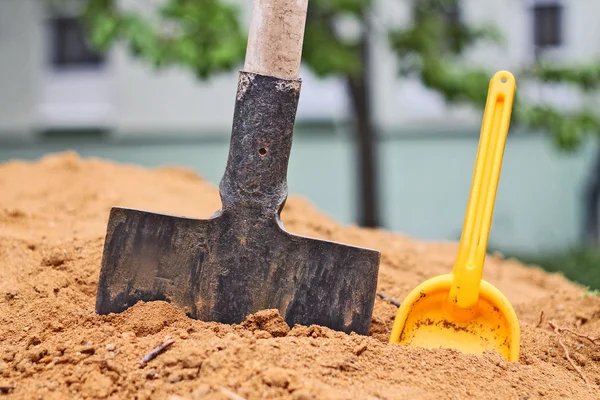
{"left": 440, "top": 1, "right": 462, "bottom": 52}
{"left": 441, "top": 1, "right": 461, "bottom": 26}
{"left": 533, "top": 3, "right": 563, "bottom": 48}
{"left": 50, "top": 16, "right": 105, "bottom": 68}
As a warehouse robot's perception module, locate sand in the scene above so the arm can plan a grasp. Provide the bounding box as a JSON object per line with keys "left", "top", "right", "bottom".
{"left": 1, "top": 151, "right": 599, "bottom": 400}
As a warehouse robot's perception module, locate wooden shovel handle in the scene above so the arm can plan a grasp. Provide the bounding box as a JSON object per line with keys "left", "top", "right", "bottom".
{"left": 244, "top": 0, "right": 309, "bottom": 79}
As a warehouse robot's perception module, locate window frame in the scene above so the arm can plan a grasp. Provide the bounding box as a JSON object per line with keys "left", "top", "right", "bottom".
{"left": 48, "top": 15, "right": 106, "bottom": 70}
{"left": 531, "top": 1, "right": 564, "bottom": 51}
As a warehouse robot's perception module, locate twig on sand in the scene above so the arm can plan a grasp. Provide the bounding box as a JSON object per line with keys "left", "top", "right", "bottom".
{"left": 0, "top": 385, "right": 14, "bottom": 394}
{"left": 219, "top": 387, "right": 246, "bottom": 400}
{"left": 139, "top": 339, "right": 175, "bottom": 366}
{"left": 549, "top": 322, "right": 589, "bottom": 386}
{"left": 536, "top": 311, "right": 545, "bottom": 328}
{"left": 558, "top": 327, "right": 600, "bottom": 347}
{"left": 376, "top": 292, "right": 401, "bottom": 307}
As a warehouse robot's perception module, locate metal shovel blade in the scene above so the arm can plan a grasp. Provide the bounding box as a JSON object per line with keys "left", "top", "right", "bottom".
{"left": 95, "top": 72, "right": 381, "bottom": 335}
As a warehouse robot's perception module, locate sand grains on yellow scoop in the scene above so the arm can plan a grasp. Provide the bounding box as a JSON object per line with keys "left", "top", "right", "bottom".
{"left": 390, "top": 274, "right": 520, "bottom": 361}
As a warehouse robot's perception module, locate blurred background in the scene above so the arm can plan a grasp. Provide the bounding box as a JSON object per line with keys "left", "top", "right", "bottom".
{"left": 1, "top": 0, "right": 599, "bottom": 287}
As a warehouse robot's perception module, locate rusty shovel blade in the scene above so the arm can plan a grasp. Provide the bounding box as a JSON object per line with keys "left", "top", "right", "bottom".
{"left": 95, "top": 72, "right": 381, "bottom": 335}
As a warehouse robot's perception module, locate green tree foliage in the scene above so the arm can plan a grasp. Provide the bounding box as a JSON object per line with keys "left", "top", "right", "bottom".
{"left": 82, "top": 0, "right": 247, "bottom": 79}
{"left": 387, "top": 0, "right": 600, "bottom": 151}
{"left": 523, "top": 63, "right": 600, "bottom": 149}
{"left": 79, "top": 0, "right": 600, "bottom": 151}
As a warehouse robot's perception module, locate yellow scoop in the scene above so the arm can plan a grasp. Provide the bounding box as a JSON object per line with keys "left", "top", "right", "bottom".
{"left": 389, "top": 71, "right": 520, "bottom": 362}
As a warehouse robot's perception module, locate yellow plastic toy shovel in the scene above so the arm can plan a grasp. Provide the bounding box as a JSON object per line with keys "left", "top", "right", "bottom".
{"left": 389, "top": 71, "right": 520, "bottom": 362}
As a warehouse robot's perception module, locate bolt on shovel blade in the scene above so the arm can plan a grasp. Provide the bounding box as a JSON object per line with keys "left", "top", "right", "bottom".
{"left": 95, "top": 206, "right": 380, "bottom": 335}
{"left": 389, "top": 274, "right": 520, "bottom": 361}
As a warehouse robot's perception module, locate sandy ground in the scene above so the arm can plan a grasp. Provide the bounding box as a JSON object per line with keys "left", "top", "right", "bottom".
{"left": 1, "top": 152, "right": 599, "bottom": 399}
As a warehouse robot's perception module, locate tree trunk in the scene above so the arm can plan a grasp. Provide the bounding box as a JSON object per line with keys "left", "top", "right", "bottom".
{"left": 346, "top": 25, "right": 380, "bottom": 228}
{"left": 582, "top": 143, "right": 600, "bottom": 247}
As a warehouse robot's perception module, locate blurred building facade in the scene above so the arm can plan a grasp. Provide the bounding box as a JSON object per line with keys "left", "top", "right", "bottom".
{"left": 3, "top": 0, "right": 598, "bottom": 136}
{"left": 0, "top": 0, "right": 599, "bottom": 255}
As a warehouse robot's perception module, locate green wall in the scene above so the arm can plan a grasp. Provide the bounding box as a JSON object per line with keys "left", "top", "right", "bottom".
{"left": 0, "top": 129, "right": 596, "bottom": 255}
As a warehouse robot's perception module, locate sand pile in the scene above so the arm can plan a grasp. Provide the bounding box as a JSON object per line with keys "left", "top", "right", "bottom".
{"left": 1, "top": 152, "right": 600, "bottom": 399}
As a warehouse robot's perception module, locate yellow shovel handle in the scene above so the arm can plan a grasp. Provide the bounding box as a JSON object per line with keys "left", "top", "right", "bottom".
{"left": 450, "top": 71, "right": 516, "bottom": 309}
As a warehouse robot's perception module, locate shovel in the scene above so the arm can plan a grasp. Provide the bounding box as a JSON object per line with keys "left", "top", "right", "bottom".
{"left": 389, "top": 71, "right": 520, "bottom": 361}
{"left": 95, "top": 0, "right": 381, "bottom": 335}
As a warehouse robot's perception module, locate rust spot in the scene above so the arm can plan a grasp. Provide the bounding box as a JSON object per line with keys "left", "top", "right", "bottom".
{"left": 493, "top": 305, "right": 500, "bottom": 312}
